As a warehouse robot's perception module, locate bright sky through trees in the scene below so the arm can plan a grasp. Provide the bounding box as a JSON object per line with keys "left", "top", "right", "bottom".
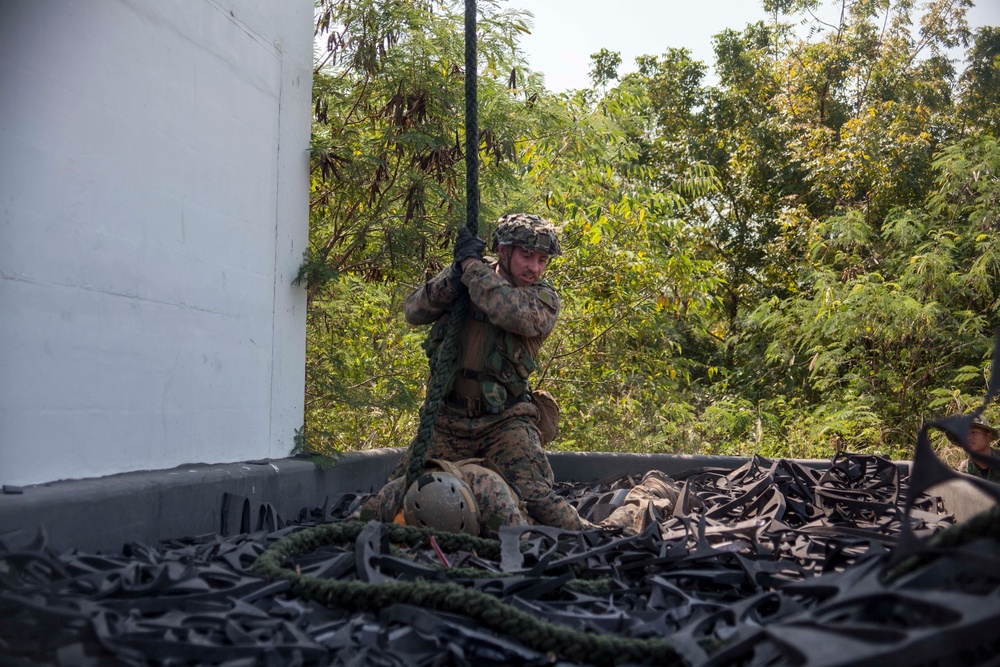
{"left": 517, "top": 0, "right": 1000, "bottom": 91}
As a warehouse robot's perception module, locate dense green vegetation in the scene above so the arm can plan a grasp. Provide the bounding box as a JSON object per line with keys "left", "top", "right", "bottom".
{"left": 298, "top": 0, "right": 1000, "bottom": 465}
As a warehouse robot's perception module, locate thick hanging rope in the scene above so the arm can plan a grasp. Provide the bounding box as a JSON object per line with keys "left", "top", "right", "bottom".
{"left": 404, "top": 298, "right": 468, "bottom": 487}
{"left": 463, "top": 0, "right": 479, "bottom": 238}
{"left": 405, "top": 0, "right": 481, "bottom": 487}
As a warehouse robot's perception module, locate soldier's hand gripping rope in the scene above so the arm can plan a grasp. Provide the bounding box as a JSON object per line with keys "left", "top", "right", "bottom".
{"left": 453, "top": 227, "right": 486, "bottom": 273}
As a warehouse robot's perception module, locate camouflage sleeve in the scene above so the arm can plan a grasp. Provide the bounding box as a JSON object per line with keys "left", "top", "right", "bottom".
{"left": 402, "top": 266, "right": 464, "bottom": 325}
{"left": 461, "top": 261, "right": 560, "bottom": 338}
{"left": 353, "top": 477, "right": 408, "bottom": 523}
{"left": 965, "top": 458, "right": 978, "bottom": 476}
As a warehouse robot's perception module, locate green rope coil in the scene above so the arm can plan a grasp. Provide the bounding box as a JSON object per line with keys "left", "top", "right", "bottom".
{"left": 251, "top": 521, "right": 684, "bottom": 667}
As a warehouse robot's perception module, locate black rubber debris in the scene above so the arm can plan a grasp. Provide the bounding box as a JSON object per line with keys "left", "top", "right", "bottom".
{"left": 1, "top": 453, "right": 999, "bottom": 666}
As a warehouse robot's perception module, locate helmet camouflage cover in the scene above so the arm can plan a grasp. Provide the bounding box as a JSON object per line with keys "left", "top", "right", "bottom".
{"left": 491, "top": 213, "right": 562, "bottom": 257}
{"left": 402, "top": 471, "right": 481, "bottom": 535}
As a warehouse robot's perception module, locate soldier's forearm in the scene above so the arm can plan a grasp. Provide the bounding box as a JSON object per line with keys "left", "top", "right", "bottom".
{"left": 403, "top": 268, "right": 463, "bottom": 324}
{"left": 462, "top": 263, "right": 559, "bottom": 337}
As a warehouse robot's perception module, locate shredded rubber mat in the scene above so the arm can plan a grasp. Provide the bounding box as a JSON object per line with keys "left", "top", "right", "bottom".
{"left": 3, "top": 446, "right": 1000, "bottom": 666}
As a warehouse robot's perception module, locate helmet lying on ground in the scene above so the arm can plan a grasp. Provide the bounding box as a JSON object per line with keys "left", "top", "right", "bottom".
{"left": 403, "top": 471, "right": 481, "bottom": 535}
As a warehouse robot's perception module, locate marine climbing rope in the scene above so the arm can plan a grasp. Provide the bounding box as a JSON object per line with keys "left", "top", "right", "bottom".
{"left": 404, "top": 0, "right": 481, "bottom": 489}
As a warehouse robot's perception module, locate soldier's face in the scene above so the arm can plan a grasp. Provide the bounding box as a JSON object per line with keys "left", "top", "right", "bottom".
{"left": 968, "top": 426, "right": 995, "bottom": 458}
{"left": 501, "top": 245, "right": 549, "bottom": 286}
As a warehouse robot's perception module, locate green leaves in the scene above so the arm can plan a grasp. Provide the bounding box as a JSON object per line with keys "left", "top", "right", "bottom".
{"left": 301, "top": 0, "right": 998, "bottom": 462}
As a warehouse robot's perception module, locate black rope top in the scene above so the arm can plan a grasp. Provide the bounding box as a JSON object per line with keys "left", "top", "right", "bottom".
{"left": 405, "top": 0, "right": 479, "bottom": 487}
{"left": 464, "top": 0, "right": 479, "bottom": 236}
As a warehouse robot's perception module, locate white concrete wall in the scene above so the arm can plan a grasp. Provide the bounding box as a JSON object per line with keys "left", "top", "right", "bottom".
{"left": 0, "top": 0, "right": 313, "bottom": 486}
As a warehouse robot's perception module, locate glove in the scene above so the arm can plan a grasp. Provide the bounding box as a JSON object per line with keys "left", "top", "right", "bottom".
{"left": 452, "top": 227, "right": 486, "bottom": 273}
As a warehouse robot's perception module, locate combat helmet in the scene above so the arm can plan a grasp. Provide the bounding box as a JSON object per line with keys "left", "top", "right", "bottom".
{"left": 403, "top": 471, "right": 480, "bottom": 535}
{"left": 491, "top": 213, "right": 561, "bottom": 257}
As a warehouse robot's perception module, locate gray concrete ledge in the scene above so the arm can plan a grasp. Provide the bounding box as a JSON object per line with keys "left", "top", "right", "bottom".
{"left": 0, "top": 449, "right": 989, "bottom": 553}
{"left": 0, "top": 450, "right": 403, "bottom": 553}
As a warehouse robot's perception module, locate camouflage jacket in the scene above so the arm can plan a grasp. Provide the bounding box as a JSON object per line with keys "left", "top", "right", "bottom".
{"left": 403, "top": 260, "right": 560, "bottom": 411}
{"left": 965, "top": 452, "right": 1000, "bottom": 483}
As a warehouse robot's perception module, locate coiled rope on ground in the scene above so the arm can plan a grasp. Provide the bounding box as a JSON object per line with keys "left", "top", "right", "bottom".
{"left": 250, "top": 520, "right": 683, "bottom": 667}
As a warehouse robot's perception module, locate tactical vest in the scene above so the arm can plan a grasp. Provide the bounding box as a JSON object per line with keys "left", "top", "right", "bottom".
{"left": 424, "top": 301, "right": 543, "bottom": 415}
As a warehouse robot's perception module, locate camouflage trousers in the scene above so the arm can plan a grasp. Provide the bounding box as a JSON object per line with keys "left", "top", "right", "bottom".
{"left": 354, "top": 461, "right": 529, "bottom": 539}
{"left": 600, "top": 470, "right": 682, "bottom": 535}
{"left": 392, "top": 402, "right": 591, "bottom": 531}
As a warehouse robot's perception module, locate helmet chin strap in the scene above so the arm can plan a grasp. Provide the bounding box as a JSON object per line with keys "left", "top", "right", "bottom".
{"left": 499, "top": 245, "right": 515, "bottom": 283}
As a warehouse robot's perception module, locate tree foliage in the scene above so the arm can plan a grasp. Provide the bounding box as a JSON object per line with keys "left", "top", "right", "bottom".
{"left": 300, "top": 0, "right": 1000, "bottom": 463}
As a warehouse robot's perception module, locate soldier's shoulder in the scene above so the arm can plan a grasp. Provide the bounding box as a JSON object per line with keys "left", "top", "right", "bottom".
{"left": 535, "top": 276, "right": 556, "bottom": 290}
{"left": 533, "top": 279, "right": 559, "bottom": 308}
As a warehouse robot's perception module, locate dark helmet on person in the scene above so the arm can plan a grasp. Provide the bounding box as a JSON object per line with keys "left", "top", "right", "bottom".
{"left": 491, "top": 213, "right": 562, "bottom": 257}
{"left": 402, "top": 472, "right": 480, "bottom": 535}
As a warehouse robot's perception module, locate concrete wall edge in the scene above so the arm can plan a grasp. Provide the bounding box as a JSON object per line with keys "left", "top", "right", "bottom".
{"left": 3, "top": 449, "right": 990, "bottom": 554}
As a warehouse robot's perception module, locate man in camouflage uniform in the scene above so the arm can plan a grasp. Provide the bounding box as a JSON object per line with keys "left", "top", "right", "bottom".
{"left": 358, "top": 458, "right": 686, "bottom": 538}
{"left": 964, "top": 415, "right": 1000, "bottom": 483}
{"left": 601, "top": 470, "right": 684, "bottom": 535}
{"left": 354, "top": 458, "right": 530, "bottom": 539}
{"left": 395, "top": 213, "right": 591, "bottom": 530}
